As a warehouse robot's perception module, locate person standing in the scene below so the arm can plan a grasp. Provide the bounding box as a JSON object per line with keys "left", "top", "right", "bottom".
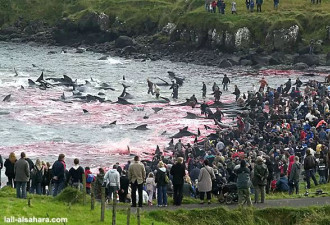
{"left": 146, "top": 172, "right": 156, "bottom": 206}
{"left": 259, "top": 77, "right": 268, "bottom": 91}
{"left": 147, "top": 78, "right": 154, "bottom": 95}
{"left": 4, "top": 152, "right": 16, "bottom": 188}
{"left": 30, "top": 159, "right": 44, "bottom": 195}
{"left": 202, "top": 82, "right": 207, "bottom": 98}
{"left": 154, "top": 84, "right": 160, "bottom": 99}
{"left": 231, "top": 1, "right": 237, "bottom": 14}
{"left": 304, "top": 149, "right": 318, "bottom": 189}
{"left": 253, "top": 156, "right": 268, "bottom": 203}
{"left": 155, "top": 161, "right": 168, "bottom": 207}
{"left": 128, "top": 156, "right": 146, "bottom": 207}
{"left": 52, "top": 154, "right": 66, "bottom": 197}
{"left": 14, "top": 152, "right": 30, "bottom": 199}
{"left": 197, "top": 159, "right": 215, "bottom": 204}
{"left": 222, "top": 75, "right": 230, "bottom": 91}
{"left": 104, "top": 165, "right": 121, "bottom": 202}
{"left": 170, "top": 157, "right": 186, "bottom": 206}
{"left": 289, "top": 156, "right": 301, "bottom": 195}
{"left": 0, "top": 154, "right": 3, "bottom": 188}
{"left": 233, "top": 85, "right": 241, "bottom": 101}
{"left": 68, "top": 158, "right": 85, "bottom": 191}
{"left": 119, "top": 170, "right": 129, "bottom": 203}
{"left": 256, "top": 0, "right": 263, "bottom": 12}
{"left": 274, "top": 0, "right": 279, "bottom": 10}
{"left": 236, "top": 160, "right": 252, "bottom": 206}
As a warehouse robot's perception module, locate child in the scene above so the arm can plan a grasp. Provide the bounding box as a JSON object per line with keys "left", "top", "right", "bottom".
{"left": 317, "top": 158, "right": 327, "bottom": 184}
{"left": 146, "top": 172, "right": 156, "bottom": 206}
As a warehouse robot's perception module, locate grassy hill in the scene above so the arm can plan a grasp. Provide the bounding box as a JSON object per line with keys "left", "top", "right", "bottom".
{"left": 0, "top": 0, "right": 330, "bottom": 49}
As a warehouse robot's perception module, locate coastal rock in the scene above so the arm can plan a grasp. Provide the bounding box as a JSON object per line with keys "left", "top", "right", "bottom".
{"left": 326, "top": 52, "right": 330, "bottom": 65}
{"left": 293, "top": 54, "right": 319, "bottom": 66}
{"left": 121, "top": 45, "right": 137, "bottom": 54}
{"left": 78, "top": 12, "right": 109, "bottom": 32}
{"left": 266, "top": 25, "right": 300, "bottom": 52}
{"left": 190, "top": 30, "right": 207, "bottom": 48}
{"left": 235, "top": 27, "right": 251, "bottom": 49}
{"left": 224, "top": 31, "right": 235, "bottom": 50}
{"left": 293, "top": 62, "right": 309, "bottom": 70}
{"left": 162, "top": 23, "right": 176, "bottom": 35}
{"left": 115, "top": 36, "right": 135, "bottom": 48}
{"left": 240, "top": 59, "right": 252, "bottom": 66}
{"left": 23, "top": 20, "right": 46, "bottom": 35}
{"left": 209, "top": 29, "right": 223, "bottom": 48}
{"left": 219, "top": 59, "right": 232, "bottom": 68}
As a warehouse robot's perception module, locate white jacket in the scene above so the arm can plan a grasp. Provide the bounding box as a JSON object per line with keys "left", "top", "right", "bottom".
{"left": 104, "top": 169, "right": 120, "bottom": 188}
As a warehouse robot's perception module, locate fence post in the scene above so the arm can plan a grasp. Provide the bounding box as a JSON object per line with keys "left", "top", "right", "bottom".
{"left": 137, "top": 207, "right": 141, "bottom": 225}
{"left": 126, "top": 207, "right": 131, "bottom": 225}
{"left": 101, "top": 187, "right": 105, "bottom": 222}
{"left": 82, "top": 174, "right": 86, "bottom": 205}
{"left": 112, "top": 191, "right": 117, "bottom": 225}
{"left": 91, "top": 182, "right": 95, "bottom": 210}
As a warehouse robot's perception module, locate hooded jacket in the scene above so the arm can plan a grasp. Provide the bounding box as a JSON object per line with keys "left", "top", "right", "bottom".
{"left": 104, "top": 169, "right": 120, "bottom": 188}
{"left": 287, "top": 155, "right": 295, "bottom": 176}
{"left": 253, "top": 160, "right": 269, "bottom": 186}
{"left": 68, "top": 165, "right": 84, "bottom": 183}
{"left": 155, "top": 167, "right": 167, "bottom": 187}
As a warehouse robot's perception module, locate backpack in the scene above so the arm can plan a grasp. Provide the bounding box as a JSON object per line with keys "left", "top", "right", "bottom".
{"left": 86, "top": 174, "right": 94, "bottom": 183}
{"left": 34, "top": 167, "right": 43, "bottom": 184}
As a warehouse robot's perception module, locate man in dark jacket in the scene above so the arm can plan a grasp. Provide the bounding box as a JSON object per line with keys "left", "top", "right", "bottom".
{"left": 119, "top": 171, "right": 130, "bottom": 203}
{"left": 289, "top": 156, "right": 301, "bottom": 195}
{"left": 68, "top": 158, "right": 84, "bottom": 190}
{"left": 236, "top": 160, "right": 252, "bottom": 206}
{"left": 253, "top": 156, "right": 269, "bottom": 203}
{"left": 14, "top": 152, "right": 30, "bottom": 199}
{"left": 52, "top": 154, "right": 66, "bottom": 197}
{"left": 170, "top": 157, "right": 186, "bottom": 206}
{"left": 0, "top": 154, "right": 3, "bottom": 188}
{"left": 222, "top": 74, "right": 230, "bottom": 91}
{"left": 265, "top": 156, "right": 274, "bottom": 194}
{"left": 304, "top": 149, "right": 318, "bottom": 189}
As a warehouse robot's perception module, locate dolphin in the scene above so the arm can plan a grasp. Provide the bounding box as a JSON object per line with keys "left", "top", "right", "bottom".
{"left": 97, "top": 83, "right": 115, "bottom": 91}
{"left": 160, "top": 97, "right": 170, "bottom": 102}
{"left": 101, "top": 121, "right": 117, "bottom": 128}
{"left": 123, "top": 75, "right": 126, "bottom": 80}
{"left": 214, "top": 119, "right": 235, "bottom": 129}
{"left": 36, "top": 72, "right": 44, "bottom": 83}
{"left": 116, "top": 97, "right": 133, "bottom": 105}
{"left": 152, "top": 107, "right": 163, "bottom": 113}
{"left": 184, "top": 112, "right": 203, "bottom": 119}
{"left": 3, "top": 94, "right": 11, "bottom": 102}
{"left": 86, "top": 94, "right": 105, "bottom": 102}
{"left": 134, "top": 124, "right": 149, "bottom": 130}
{"left": 171, "top": 127, "right": 197, "bottom": 138}
{"left": 28, "top": 79, "right": 36, "bottom": 86}
{"left": 98, "top": 55, "right": 109, "bottom": 60}
{"left": 83, "top": 109, "right": 89, "bottom": 113}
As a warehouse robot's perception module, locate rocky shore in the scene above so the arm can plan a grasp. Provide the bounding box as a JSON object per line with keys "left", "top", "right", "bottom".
{"left": 1, "top": 12, "right": 330, "bottom": 71}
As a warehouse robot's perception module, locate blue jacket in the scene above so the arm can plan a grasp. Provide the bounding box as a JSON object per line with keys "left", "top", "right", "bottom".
{"left": 276, "top": 177, "right": 289, "bottom": 192}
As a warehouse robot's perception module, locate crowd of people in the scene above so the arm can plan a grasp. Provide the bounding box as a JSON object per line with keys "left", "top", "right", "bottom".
{"left": 1, "top": 74, "right": 330, "bottom": 207}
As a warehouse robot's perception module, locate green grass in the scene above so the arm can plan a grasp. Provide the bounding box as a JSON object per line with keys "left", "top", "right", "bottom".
{"left": 0, "top": 0, "right": 330, "bottom": 50}
{"left": 2, "top": 186, "right": 330, "bottom": 225}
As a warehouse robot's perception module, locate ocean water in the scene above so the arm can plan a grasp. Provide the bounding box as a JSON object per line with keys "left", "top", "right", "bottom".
{"left": 0, "top": 41, "right": 328, "bottom": 185}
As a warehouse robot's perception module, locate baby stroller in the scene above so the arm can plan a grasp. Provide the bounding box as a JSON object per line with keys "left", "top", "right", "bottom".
{"left": 219, "top": 182, "right": 238, "bottom": 204}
